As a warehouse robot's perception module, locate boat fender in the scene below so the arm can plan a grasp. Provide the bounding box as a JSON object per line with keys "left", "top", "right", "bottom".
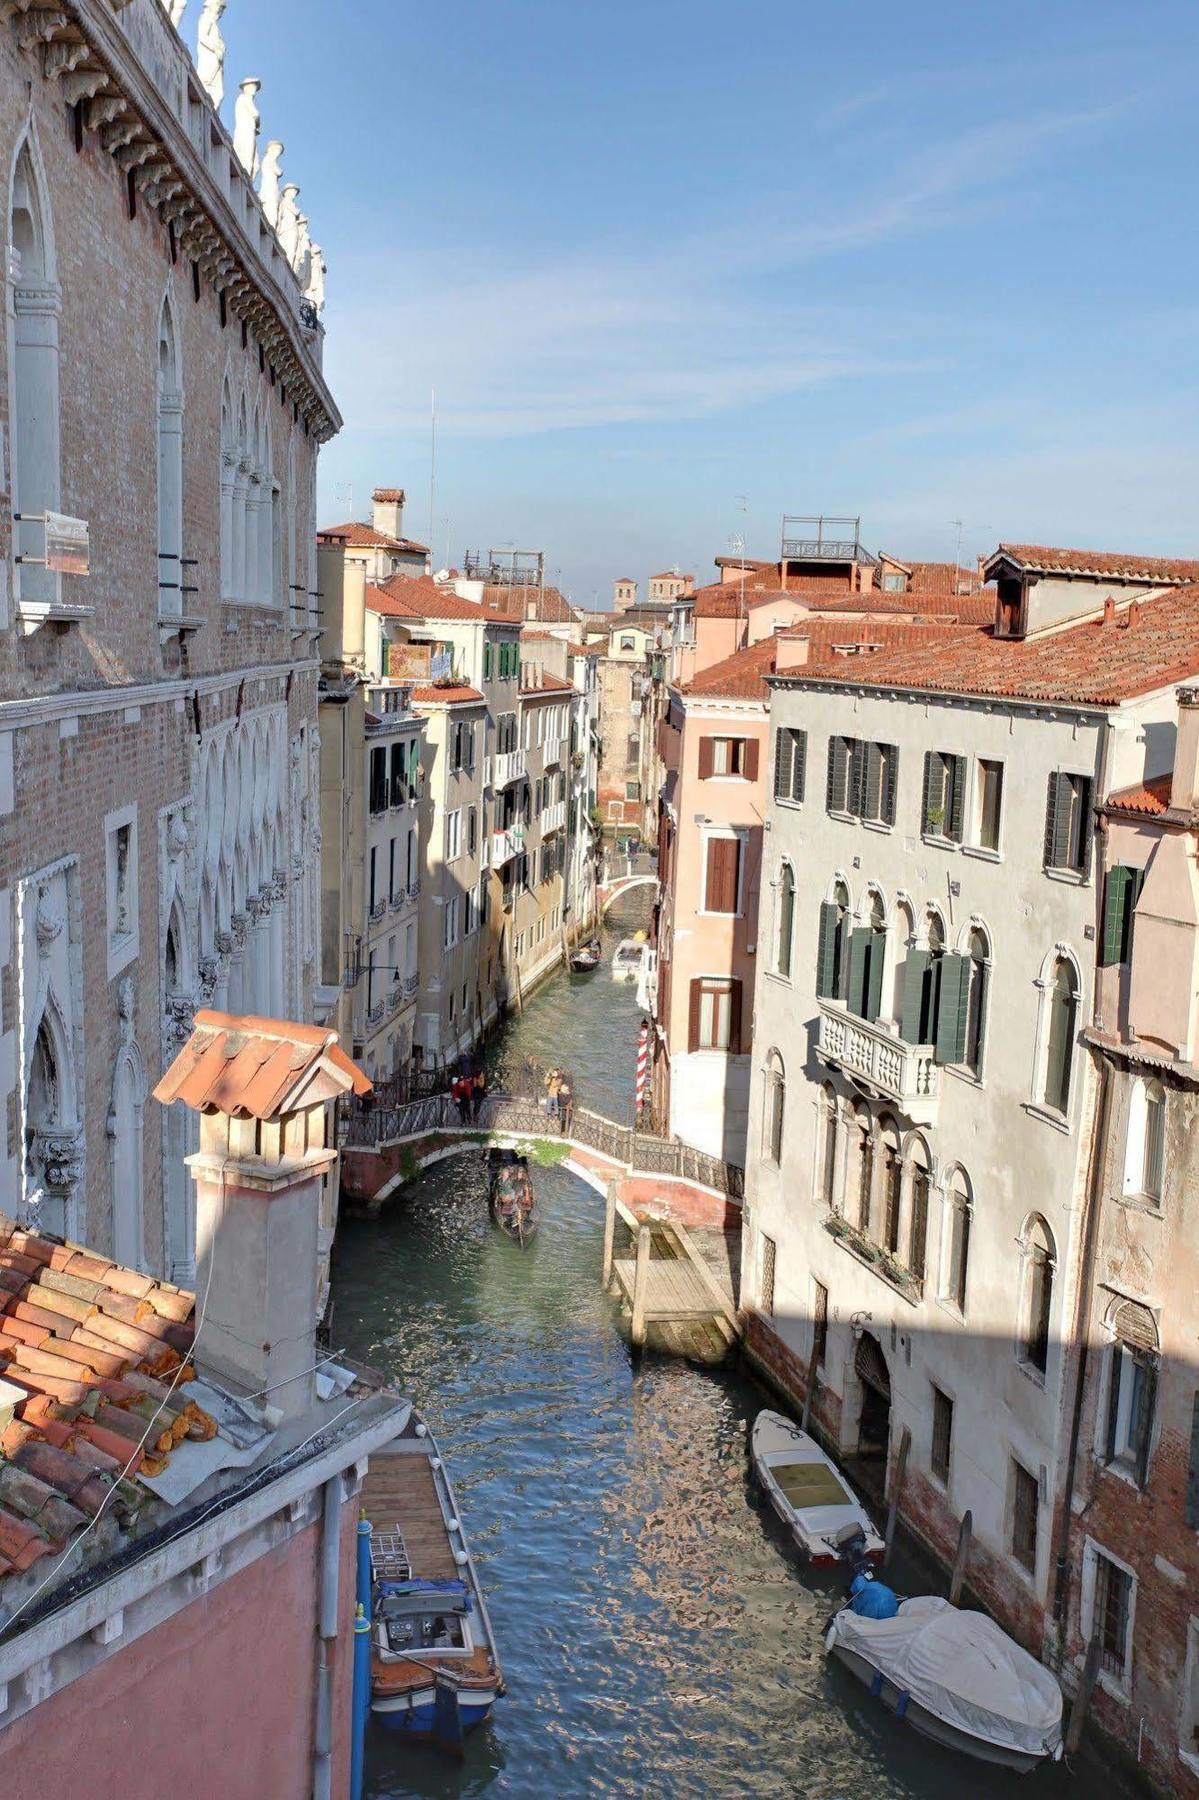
{"left": 895, "top": 1690, "right": 910, "bottom": 1719}
{"left": 869, "top": 1670, "right": 884, "bottom": 1699}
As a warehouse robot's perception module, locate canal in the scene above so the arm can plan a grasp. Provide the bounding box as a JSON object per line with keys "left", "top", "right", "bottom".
{"left": 333, "top": 927, "right": 1135, "bottom": 1800}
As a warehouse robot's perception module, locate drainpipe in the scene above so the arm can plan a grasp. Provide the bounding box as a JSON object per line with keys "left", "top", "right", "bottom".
{"left": 313, "top": 1475, "right": 342, "bottom": 1800}
{"left": 350, "top": 1519, "right": 373, "bottom": 1800}
{"left": 1052, "top": 1049, "right": 1111, "bottom": 1632}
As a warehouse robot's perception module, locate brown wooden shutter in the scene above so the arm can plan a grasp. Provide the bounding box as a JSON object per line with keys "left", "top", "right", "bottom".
{"left": 698, "top": 736, "right": 715, "bottom": 779}
{"left": 743, "top": 738, "right": 759, "bottom": 782}
{"left": 688, "top": 979, "right": 702, "bottom": 1052}
{"left": 706, "top": 837, "right": 737, "bottom": 912}
{"left": 728, "top": 978, "right": 743, "bottom": 1053}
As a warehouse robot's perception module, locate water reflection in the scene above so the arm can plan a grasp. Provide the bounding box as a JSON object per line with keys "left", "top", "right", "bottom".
{"left": 334, "top": 943, "right": 1127, "bottom": 1800}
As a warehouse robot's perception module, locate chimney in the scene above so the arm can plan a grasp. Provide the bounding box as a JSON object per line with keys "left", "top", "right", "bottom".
{"left": 1127, "top": 600, "right": 1142, "bottom": 630}
{"left": 372, "top": 487, "right": 405, "bottom": 540}
{"left": 153, "top": 1013, "right": 370, "bottom": 1421}
{"left": 1172, "top": 686, "right": 1199, "bottom": 811}
{"left": 773, "top": 632, "right": 811, "bottom": 672}
{"left": 1102, "top": 595, "right": 1116, "bottom": 624}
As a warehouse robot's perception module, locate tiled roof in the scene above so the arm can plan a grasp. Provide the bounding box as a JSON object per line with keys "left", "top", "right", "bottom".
{"left": 905, "top": 560, "right": 985, "bottom": 597}
{"left": 690, "top": 583, "right": 751, "bottom": 619}
{"left": 650, "top": 570, "right": 692, "bottom": 582}
{"left": 778, "top": 585, "right": 1199, "bottom": 706}
{"left": 520, "top": 671, "right": 573, "bottom": 697}
{"left": 1104, "top": 774, "right": 1172, "bottom": 818}
{"left": 714, "top": 555, "right": 776, "bottom": 574}
{"left": 154, "top": 1012, "right": 370, "bottom": 1119}
{"left": 372, "top": 488, "right": 405, "bottom": 503}
{"left": 317, "top": 521, "right": 430, "bottom": 555}
{"left": 411, "top": 684, "right": 485, "bottom": 706}
{"left": 802, "top": 590, "right": 996, "bottom": 626}
{"left": 371, "top": 576, "right": 490, "bottom": 622}
{"left": 682, "top": 621, "right": 961, "bottom": 701}
{"left": 480, "top": 584, "right": 577, "bottom": 625}
{"left": 990, "top": 544, "right": 1199, "bottom": 583}
{"left": 0, "top": 1214, "right": 205, "bottom": 1585}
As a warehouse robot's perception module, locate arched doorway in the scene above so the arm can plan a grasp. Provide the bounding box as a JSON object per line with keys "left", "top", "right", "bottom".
{"left": 854, "top": 1330, "right": 891, "bottom": 1460}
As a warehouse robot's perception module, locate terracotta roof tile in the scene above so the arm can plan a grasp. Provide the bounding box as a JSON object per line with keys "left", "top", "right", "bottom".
{"left": 519, "top": 672, "right": 573, "bottom": 697}
{"left": 777, "top": 585, "right": 1199, "bottom": 706}
{"left": 153, "top": 1010, "right": 371, "bottom": 1119}
{"left": 368, "top": 576, "right": 492, "bottom": 622}
{"left": 682, "top": 620, "right": 963, "bottom": 700}
{"left": 991, "top": 543, "right": 1199, "bottom": 583}
{"left": 317, "top": 520, "right": 429, "bottom": 555}
{"left": 480, "top": 584, "right": 577, "bottom": 624}
{"left": 1104, "top": 774, "right": 1173, "bottom": 817}
{"left": 411, "top": 684, "right": 485, "bottom": 706}
{"left": 371, "top": 488, "right": 406, "bottom": 503}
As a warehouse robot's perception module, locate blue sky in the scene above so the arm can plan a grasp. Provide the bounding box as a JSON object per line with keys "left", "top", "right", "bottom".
{"left": 221, "top": 0, "right": 1199, "bottom": 603}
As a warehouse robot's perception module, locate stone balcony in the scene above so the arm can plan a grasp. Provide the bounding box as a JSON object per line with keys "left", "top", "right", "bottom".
{"left": 494, "top": 749, "right": 527, "bottom": 788}
{"left": 816, "top": 1001, "right": 939, "bottom": 1125}
{"left": 492, "top": 825, "right": 523, "bottom": 866}
{"left": 541, "top": 799, "right": 566, "bottom": 834}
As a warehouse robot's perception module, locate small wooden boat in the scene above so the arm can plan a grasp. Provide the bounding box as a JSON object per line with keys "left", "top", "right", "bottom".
{"left": 365, "top": 1414, "right": 504, "bottom": 1749}
{"left": 751, "top": 1410, "right": 884, "bottom": 1566}
{"left": 611, "top": 936, "right": 648, "bottom": 983}
{"left": 825, "top": 1594, "right": 1063, "bottom": 1771}
{"left": 487, "top": 1148, "right": 537, "bottom": 1246}
{"left": 570, "top": 938, "right": 601, "bottom": 973}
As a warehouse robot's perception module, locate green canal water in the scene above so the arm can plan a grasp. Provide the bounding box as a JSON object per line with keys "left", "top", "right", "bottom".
{"left": 333, "top": 930, "right": 1137, "bottom": 1800}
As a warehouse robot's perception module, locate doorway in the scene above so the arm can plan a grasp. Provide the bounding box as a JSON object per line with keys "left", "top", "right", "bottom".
{"left": 854, "top": 1330, "right": 892, "bottom": 1460}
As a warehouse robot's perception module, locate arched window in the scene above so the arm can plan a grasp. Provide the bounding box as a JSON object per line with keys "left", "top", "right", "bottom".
{"left": 892, "top": 898, "right": 915, "bottom": 1025}
{"left": 1019, "top": 1215, "right": 1055, "bottom": 1375}
{"left": 10, "top": 138, "right": 61, "bottom": 608}
{"left": 831, "top": 879, "right": 850, "bottom": 1001}
{"left": 816, "top": 1081, "right": 838, "bottom": 1206}
{"left": 854, "top": 1102, "right": 874, "bottom": 1233}
{"left": 943, "top": 1165, "right": 972, "bottom": 1312}
{"left": 157, "top": 294, "right": 183, "bottom": 618}
{"left": 1103, "top": 1300, "right": 1159, "bottom": 1487}
{"left": 1123, "top": 1078, "right": 1166, "bottom": 1204}
{"left": 775, "top": 862, "right": 795, "bottom": 978}
{"left": 763, "top": 1051, "right": 785, "bottom": 1164}
{"left": 906, "top": 1135, "right": 931, "bottom": 1281}
{"left": 1042, "top": 955, "right": 1078, "bottom": 1113}
{"left": 902, "top": 908, "right": 945, "bottom": 1045}
{"left": 849, "top": 889, "right": 887, "bottom": 1022}
{"left": 879, "top": 1115, "right": 901, "bottom": 1253}
{"left": 964, "top": 925, "right": 990, "bottom": 1074}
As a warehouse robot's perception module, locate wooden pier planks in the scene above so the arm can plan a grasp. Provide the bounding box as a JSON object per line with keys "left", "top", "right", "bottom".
{"left": 361, "top": 1450, "right": 460, "bottom": 1580}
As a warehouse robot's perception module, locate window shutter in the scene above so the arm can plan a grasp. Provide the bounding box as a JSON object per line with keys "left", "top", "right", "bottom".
{"left": 866, "top": 934, "right": 886, "bottom": 1022}
{"left": 863, "top": 744, "right": 882, "bottom": 823}
{"left": 948, "top": 755, "right": 965, "bottom": 841}
{"left": 1135, "top": 1357, "right": 1157, "bottom": 1488}
{"left": 743, "top": 738, "right": 759, "bottom": 782}
{"left": 1100, "top": 866, "right": 1131, "bottom": 966}
{"left": 882, "top": 745, "right": 898, "bottom": 825}
{"left": 921, "top": 751, "right": 937, "bottom": 833}
{"left": 816, "top": 901, "right": 839, "bottom": 998}
{"left": 900, "top": 950, "right": 931, "bottom": 1042}
{"left": 1186, "top": 1394, "right": 1199, "bottom": 1527}
{"left": 727, "top": 837, "right": 742, "bottom": 913}
{"left": 792, "top": 730, "right": 807, "bottom": 802}
{"left": 698, "top": 736, "right": 715, "bottom": 779}
{"left": 826, "top": 737, "right": 846, "bottom": 812}
{"left": 935, "top": 954, "right": 971, "bottom": 1063}
{"left": 1105, "top": 1347, "right": 1123, "bottom": 1462}
{"left": 688, "top": 980, "right": 702, "bottom": 1054}
{"left": 850, "top": 740, "right": 867, "bottom": 817}
{"left": 1052, "top": 774, "right": 1074, "bottom": 870}
{"left": 773, "top": 729, "right": 788, "bottom": 801}
{"left": 728, "top": 979, "right": 743, "bottom": 1054}
{"left": 1078, "top": 776, "right": 1094, "bottom": 878}
{"left": 1043, "top": 772, "right": 1063, "bottom": 868}
{"left": 847, "top": 927, "right": 871, "bottom": 1018}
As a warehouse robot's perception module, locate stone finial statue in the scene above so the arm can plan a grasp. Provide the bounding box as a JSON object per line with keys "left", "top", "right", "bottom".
{"left": 292, "top": 212, "right": 312, "bottom": 289}
{"left": 276, "top": 182, "right": 301, "bottom": 262}
{"left": 167, "top": 0, "right": 187, "bottom": 26}
{"left": 258, "top": 139, "right": 284, "bottom": 227}
{"left": 195, "top": 0, "right": 227, "bottom": 112}
{"left": 306, "top": 244, "right": 326, "bottom": 316}
{"left": 233, "top": 77, "right": 261, "bottom": 177}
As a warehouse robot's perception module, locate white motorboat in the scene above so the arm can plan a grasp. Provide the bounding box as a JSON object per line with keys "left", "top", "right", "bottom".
{"left": 751, "top": 1410, "right": 884, "bottom": 1566}
{"left": 825, "top": 1594, "right": 1063, "bottom": 1771}
{"left": 611, "top": 937, "right": 648, "bottom": 983}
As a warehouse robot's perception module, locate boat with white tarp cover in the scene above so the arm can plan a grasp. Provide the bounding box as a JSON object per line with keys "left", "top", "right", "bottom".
{"left": 824, "top": 1594, "right": 1063, "bottom": 1771}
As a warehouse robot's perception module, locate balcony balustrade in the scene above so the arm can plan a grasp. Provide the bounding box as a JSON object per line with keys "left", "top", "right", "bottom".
{"left": 494, "top": 748, "right": 526, "bottom": 787}
{"left": 816, "top": 1000, "right": 939, "bottom": 1125}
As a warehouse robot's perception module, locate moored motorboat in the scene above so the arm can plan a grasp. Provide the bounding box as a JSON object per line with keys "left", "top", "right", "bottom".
{"left": 487, "top": 1147, "right": 538, "bottom": 1246}
{"left": 570, "top": 938, "right": 602, "bottom": 973}
{"left": 611, "top": 936, "right": 648, "bottom": 983}
{"left": 364, "top": 1414, "right": 504, "bottom": 1749}
{"left": 750, "top": 1410, "right": 884, "bottom": 1566}
{"left": 824, "top": 1594, "right": 1064, "bottom": 1771}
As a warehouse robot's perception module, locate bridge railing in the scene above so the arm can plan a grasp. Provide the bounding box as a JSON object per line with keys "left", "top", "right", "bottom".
{"left": 342, "top": 1092, "right": 744, "bottom": 1199}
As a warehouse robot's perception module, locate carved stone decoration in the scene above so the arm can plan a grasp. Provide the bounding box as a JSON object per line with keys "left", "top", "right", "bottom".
{"left": 32, "top": 1128, "right": 85, "bottom": 1209}
{"left": 35, "top": 884, "right": 65, "bottom": 956}
{"left": 271, "top": 869, "right": 289, "bottom": 902}
{"left": 292, "top": 212, "right": 312, "bottom": 289}
{"left": 168, "top": 0, "right": 187, "bottom": 25}
{"left": 195, "top": 0, "right": 226, "bottom": 111}
{"left": 117, "top": 975, "right": 136, "bottom": 1031}
{"left": 276, "top": 182, "right": 301, "bottom": 263}
{"left": 165, "top": 991, "right": 196, "bottom": 1051}
{"left": 247, "top": 891, "right": 270, "bottom": 925}
{"left": 230, "top": 912, "right": 248, "bottom": 950}
{"left": 257, "top": 139, "right": 284, "bottom": 228}
{"left": 197, "top": 956, "right": 220, "bottom": 1003}
{"left": 215, "top": 928, "right": 235, "bottom": 957}
{"left": 167, "top": 809, "right": 190, "bottom": 863}
{"left": 305, "top": 243, "right": 326, "bottom": 316}
{"left": 233, "top": 76, "right": 260, "bottom": 176}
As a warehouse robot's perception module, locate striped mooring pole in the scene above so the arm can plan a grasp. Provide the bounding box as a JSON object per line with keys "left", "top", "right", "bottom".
{"left": 635, "top": 1017, "right": 649, "bottom": 1119}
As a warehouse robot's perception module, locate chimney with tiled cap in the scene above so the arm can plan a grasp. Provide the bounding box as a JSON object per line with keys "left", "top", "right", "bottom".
{"left": 372, "top": 486, "right": 405, "bottom": 540}
{"left": 773, "top": 631, "right": 811, "bottom": 673}
{"left": 153, "top": 1012, "right": 371, "bottom": 1422}
{"left": 1171, "top": 685, "right": 1199, "bottom": 812}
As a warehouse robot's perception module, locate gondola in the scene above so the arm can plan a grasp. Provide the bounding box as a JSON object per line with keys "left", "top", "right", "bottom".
{"left": 570, "top": 938, "right": 602, "bottom": 973}
{"left": 486, "top": 1147, "right": 537, "bottom": 1246}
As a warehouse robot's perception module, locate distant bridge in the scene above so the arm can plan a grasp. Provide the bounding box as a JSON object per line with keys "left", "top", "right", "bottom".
{"left": 597, "top": 874, "right": 658, "bottom": 918}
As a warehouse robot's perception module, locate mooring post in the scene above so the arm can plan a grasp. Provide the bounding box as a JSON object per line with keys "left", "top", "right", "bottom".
{"left": 1065, "top": 1635, "right": 1102, "bottom": 1757}
{"left": 949, "top": 1508, "right": 973, "bottom": 1606}
{"left": 602, "top": 1183, "right": 617, "bottom": 1287}
{"left": 631, "top": 1222, "right": 651, "bottom": 1347}
{"left": 799, "top": 1333, "right": 821, "bottom": 1434}
{"left": 883, "top": 1424, "right": 911, "bottom": 1569}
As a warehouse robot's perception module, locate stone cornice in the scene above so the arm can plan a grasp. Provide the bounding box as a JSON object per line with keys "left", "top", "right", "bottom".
{"left": 0, "top": 654, "right": 318, "bottom": 732}
{"left": 7, "top": 0, "right": 341, "bottom": 441}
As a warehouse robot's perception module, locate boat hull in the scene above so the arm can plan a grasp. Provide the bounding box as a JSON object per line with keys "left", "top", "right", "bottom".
{"left": 751, "top": 1411, "right": 884, "bottom": 1564}
{"left": 370, "top": 1683, "right": 499, "bottom": 1736}
{"left": 826, "top": 1640, "right": 1047, "bottom": 1774}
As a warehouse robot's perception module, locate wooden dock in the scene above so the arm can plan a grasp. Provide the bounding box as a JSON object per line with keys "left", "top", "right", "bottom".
{"left": 602, "top": 1186, "right": 738, "bottom": 1356}
{"left": 360, "top": 1444, "right": 459, "bottom": 1580}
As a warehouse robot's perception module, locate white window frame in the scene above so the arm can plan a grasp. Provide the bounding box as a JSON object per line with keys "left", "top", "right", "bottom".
{"left": 963, "top": 754, "right": 1006, "bottom": 861}
{"left": 1080, "top": 1536, "right": 1137, "bottom": 1700}
{"left": 445, "top": 808, "right": 461, "bottom": 861}
{"left": 697, "top": 825, "right": 747, "bottom": 919}
{"left": 104, "top": 803, "right": 139, "bottom": 979}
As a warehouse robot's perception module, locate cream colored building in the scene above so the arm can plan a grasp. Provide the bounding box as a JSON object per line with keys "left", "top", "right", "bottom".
{"left": 0, "top": 0, "right": 336, "bottom": 1280}
{"left": 316, "top": 486, "right": 429, "bottom": 582}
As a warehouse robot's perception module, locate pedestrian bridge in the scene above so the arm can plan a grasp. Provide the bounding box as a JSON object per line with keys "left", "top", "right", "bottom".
{"left": 597, "top": 874, "right": 658, "bottom": 918}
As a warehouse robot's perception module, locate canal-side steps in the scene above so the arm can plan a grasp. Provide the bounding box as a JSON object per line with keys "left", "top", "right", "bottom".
{"left": 601, "top": 1186, "right": 739, "bottom": 1363}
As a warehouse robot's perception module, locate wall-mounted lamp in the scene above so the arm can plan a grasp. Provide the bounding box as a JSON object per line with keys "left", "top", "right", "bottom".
{"left": 849, "top": 1309, "right": 873, "bottom": 1341}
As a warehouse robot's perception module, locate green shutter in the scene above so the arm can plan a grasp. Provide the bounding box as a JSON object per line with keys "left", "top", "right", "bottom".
{"left": 816, "top": 901, "right": 839, "bottom": 998}
{"left": 865, "top": 933, "right": 886, "bottom": 1022}
{"left": 826, "top": 736, "right": 847, "bottom": 813}
{"left": 847, "top": 927, "right": 871, "bottom": 1017}
{"left": 1043, "top": 772, "right": 1062, "bottom": 869}
{"left": 1135, "top": 1356, "right": 1157, "bottom": 1488}
{"left": 882, "top": 744, "right": 898, "bottom": 825}
{"left": 1186, "top": 1393, "right": 1199, "bottom": 1526}
{"left": 900, "top": 950, "right": 931, "bottom": 1042}
{"left": 1100, "top": 866, "right": 1131, "bottom": 966}
{"left": 948, "top": 755, "right": 965, "bottom": 841}
{"left": 863, "top": 745, "right": 881, "bottom": 822}
{"left": 850, "top": 740, "right": 867, "bottom": 818}
{"left": 935, "top": 954, "right": 971, "bottom": 1063}
{"left": 792, "top": 730, "right": 807, "bottom": 803}
{"left": 921, "top": 751, "right": 936, "bottom": 833}
{"left": 773, "top": 729, "right": 788, "bottom": 800}
{"left": 1078, "top": 776, "right": 1094, "bottom": 877}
